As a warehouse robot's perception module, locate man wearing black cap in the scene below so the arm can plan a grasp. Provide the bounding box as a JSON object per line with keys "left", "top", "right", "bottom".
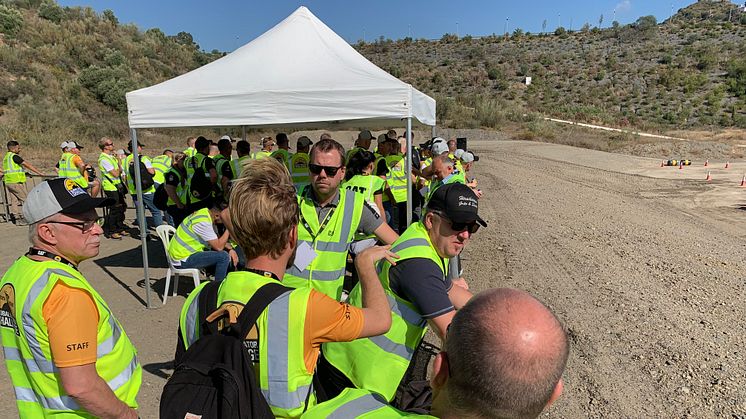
{"left": 346, "top": 130, "right": 374, "bottom": 163}
{"left": 320, "top": 183, "right": 485, "bottom": 402}
{"left": 0, "top": 178, "right": 141, "bottom": 417}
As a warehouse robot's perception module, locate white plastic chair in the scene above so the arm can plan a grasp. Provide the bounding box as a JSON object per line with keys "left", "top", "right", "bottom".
{"left": 156, "top": 225, "right": 203, "bottom": 304}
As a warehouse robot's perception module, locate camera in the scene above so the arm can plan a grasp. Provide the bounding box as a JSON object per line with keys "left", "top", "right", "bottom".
{"left": 85, "top": 166, "right": 96, "bottom": 182}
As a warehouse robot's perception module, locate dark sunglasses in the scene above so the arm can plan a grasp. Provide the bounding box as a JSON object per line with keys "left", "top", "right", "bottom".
{"left": 434, "top": 212, "right": 480, "bottom": 234}
{"left": 46, "top": 217, "right": 104, "bottom": 233}
{"left": 309, "top": 163, "right": 343, "bottom": 176}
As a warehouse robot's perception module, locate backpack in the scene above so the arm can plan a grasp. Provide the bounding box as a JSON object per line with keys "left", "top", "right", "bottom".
{"left": 153, "top": 183, "right": 168, "bottom": 211}
{"left": 128, "top": 158, "right": 155, "bottom": 191}
{"left": 188, "top": 156, "right": 212, "bottom": 201}
{"left": 160, "top": 281, "right": 291, "bottom": 419}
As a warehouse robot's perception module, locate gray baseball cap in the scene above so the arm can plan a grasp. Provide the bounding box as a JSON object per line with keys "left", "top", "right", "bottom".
{"left": 23, "top": 178, "right": 113, "bottom": 224}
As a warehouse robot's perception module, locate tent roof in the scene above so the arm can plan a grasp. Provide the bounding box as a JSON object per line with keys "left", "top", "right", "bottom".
{"left": 125, "top": 6, "right": 435, "bottom": 129}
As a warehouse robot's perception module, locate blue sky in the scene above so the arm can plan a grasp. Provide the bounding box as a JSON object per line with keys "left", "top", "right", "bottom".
{"left": 57, "top": 1, "right": 721, "bottom": 52}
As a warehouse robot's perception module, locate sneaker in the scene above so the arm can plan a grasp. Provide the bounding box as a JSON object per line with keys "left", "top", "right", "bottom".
{"left": 14, "top": 217, "right": 28, "bottom": 226}
{"left": 119, "top": 230, "right": 130, "bottom": 236}
{"left": 107, "top": 233, "right": 122, "bottom": 240}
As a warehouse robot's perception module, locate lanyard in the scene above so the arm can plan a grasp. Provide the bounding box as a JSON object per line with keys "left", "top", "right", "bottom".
{"left": 245, "top": 268, "right": 280, "bottom": 281}
{"left": 299, "top": 188, "right": 338, "bottom": 241}
{"left": 26, "top": 248, "right": 78, "bottom": 270}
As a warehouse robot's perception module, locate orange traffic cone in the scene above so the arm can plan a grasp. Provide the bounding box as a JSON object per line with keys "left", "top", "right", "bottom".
{"left": 704, "top": 159, "right": 708, "bottom": 167}
{"left": 726, "top": 161, "right": 730, "bottom": 169}
{"left": 706, "top": 171, "right": 712, "bottom": 181}
{"left": 741, "top": 174, "right": 746, "bottom": 187}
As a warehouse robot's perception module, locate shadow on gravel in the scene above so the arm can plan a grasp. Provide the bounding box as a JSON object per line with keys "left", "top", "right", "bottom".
{"left": 94, "top": 242, "right": 169, "bottom": 307}
{"left": 143, "top": 360, "right": 174, "bottom": 380}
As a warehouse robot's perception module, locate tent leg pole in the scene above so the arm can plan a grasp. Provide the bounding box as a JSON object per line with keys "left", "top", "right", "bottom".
{"left": 131, "top": 128, "right": 153, "bottom": 309}
{"left": 242, "top": 126, "right": 247, "bottom": 141}
{"left": 431, "top": 125, "right": 436, "bottom": 139}
{"left": 405, "top": 118, "right": 413, "bottom": 228}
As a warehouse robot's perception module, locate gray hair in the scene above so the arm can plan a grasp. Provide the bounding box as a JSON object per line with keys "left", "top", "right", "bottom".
{"left": 434, "top": 153, "right": 454, "bottom": 168}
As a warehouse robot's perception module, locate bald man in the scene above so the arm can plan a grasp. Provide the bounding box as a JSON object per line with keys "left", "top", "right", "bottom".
{"left": 304, "top": 288, "right": 569, "bottom": 418}
{"left": 430, "top": 288, "right": 568, "bottom": 418}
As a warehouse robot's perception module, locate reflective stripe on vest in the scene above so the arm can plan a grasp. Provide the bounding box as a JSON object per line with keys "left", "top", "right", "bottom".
{"left": 426, "top": 170, "right": 465, "bottom": 203}
{"left": 3, "top": 152, "right": 25, "bottom": 184}
{"left": 98, "top": 152, "right": 122, "bottom": 191}
{"left": 301, "top": 388, "right": 435, "bottom": 418}
{"left": 179, "top": 272, "right": 315, "bottom": 417}
{"left": 125, "top": 154, "right": 155, "bottom": 194}
{"left": 0, "top": 259, "right": 141, "bottom": 416}
{"left": 231, "top": 156, "right": 251, "bottom": 179}
{"left": 167, "top": 208, "right": 212, "bottom": 261}
{"left": 322, "top": 222, "right": 445, "bottom": 400}
{"left": 58, "top": 153, "right": 88, "bottom": 188}
{"left": 283, "top": 189, "right": 363, "bottom": 300}
{"left": 165, "top": 167, "right": 187, "bottom": 206}
{"left": 385, "top": 155, "right": 407, "bottom": 203}
{"left": 151, "top": 155, "right": 171, "bottom": 185}
{"left": 290, "top": 153, "right": 310, "bottom": 191}
{"left": 342, "top": 175, "right": 382, "bottom": 240}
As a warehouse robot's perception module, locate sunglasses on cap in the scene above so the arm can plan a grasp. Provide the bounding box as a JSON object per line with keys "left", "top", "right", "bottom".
{"left": 309, "top": 163, "right": 343, "bottom": 177}
{"left": 433, "top": 211, "right": 480, "bottom": 234}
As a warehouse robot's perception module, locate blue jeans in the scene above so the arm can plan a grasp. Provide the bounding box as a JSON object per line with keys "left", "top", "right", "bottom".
{"left": 180, "top": 251, "right": 230, "bottom": 282}
{"left": 132, "top": 193, "right": 163, "bottom": 229}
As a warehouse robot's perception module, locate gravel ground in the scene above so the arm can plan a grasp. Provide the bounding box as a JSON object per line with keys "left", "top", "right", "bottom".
{"left": 0, "top": 135, "right": 744, "bottom": 418}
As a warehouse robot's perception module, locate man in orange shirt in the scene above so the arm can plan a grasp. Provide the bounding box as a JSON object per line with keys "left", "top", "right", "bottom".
{"left": 0, "top": 178, "right": 141, "bottom": 417}
{"left": 176, "top": 158, "right": 393, "bottom": 417}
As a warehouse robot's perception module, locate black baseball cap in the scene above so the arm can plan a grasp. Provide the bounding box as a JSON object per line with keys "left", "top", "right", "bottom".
{"left": 23, "top": 178, "right": 113, "bottom": 224}
{"left": 127, "top": 141, "right": 145, "bottom": 151}
{"left": 427, "top": 183, "right": 486, "bottom": 227}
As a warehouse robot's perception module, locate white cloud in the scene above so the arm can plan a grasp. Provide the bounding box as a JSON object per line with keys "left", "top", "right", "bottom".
{"left": 614, "top": 0, "right": 632, "bottom": 13}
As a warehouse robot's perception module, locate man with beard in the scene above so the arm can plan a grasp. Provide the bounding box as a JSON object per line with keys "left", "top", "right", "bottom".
{"left": 175, "top": 158, "right": 393, "bottom": 418}
{"left": 283, "top": 138, "right": 399, "bottom": 301}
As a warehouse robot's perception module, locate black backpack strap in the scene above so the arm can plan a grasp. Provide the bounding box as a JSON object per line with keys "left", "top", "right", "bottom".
{"left": 198, "top": 280, "right": 222, "bottom": 336}
{"left": 229, "top": 282, "right": 292, "bottom": 339}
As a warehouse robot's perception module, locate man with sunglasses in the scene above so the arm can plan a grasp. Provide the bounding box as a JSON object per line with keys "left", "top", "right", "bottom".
{"left": 284, "top": 138, "right": 399, "bottom": 301}
{"left": 0, "top": 178, "right": 141, "bottom": 418}
{"left": 320, "top": 183, "right": 484, "bottom": 403}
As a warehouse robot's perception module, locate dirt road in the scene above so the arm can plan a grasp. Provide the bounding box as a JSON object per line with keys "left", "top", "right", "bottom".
{"left": 463, "top": 140, "right": 745, "bottom": 418}
{"left": 0, "top": 138, "right": 744, "bottom": 417}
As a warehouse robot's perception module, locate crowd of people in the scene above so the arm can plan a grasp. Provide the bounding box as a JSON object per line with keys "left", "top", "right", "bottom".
{"left": 0, "top": 130, "right": 569, "bottom": 418}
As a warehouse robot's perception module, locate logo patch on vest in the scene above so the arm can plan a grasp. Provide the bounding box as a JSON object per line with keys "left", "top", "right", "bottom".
{"left": 0, "top": 284, "right": 19, "bottom": 335}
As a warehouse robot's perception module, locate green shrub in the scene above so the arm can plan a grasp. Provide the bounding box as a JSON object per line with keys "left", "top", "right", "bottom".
{"left": 38, "top": 1, "right": 63, "bottom": 23}
{"left": 0, "top": 4, "right": 23, "bottom": 36}
{"left": 726, "top": 58, "right": 746, "bottom": 97}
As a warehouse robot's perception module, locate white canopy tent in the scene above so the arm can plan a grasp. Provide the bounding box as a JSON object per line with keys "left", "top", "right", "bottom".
{"left": 125, "top": 6, "right": 436, "bottom": 307}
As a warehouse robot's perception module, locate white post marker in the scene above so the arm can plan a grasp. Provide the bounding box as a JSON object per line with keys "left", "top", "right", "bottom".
{"left": 130, "top": 128, "right": 153, "bottom": 309}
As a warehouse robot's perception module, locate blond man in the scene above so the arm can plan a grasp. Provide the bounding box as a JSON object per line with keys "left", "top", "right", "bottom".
{"left": 176, "top": 158, "right": 394, "bottom": 418}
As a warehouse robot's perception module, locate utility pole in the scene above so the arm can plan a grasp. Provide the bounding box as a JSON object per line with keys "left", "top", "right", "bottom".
{"left": 456, "top": 21, "right": 459, "bottom": 37}
{"left": 408, "top": 24, "right": 412, "bottom": 39}
{"left": 504, "top": 17, "right": 509, "bottom": 35}
{"left": 558, "top": 13, "right": 561, "bottom": 29}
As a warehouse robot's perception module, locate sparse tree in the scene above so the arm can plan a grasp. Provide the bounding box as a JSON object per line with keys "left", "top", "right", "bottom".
{"left": 542, "top": 19, "right": 547, "bottom": 33}
{"left": 599, "top": 14, "right": 604, "bottom": 28}
{"left": 102, "top": 9, "right": 118, "bottom": 25}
